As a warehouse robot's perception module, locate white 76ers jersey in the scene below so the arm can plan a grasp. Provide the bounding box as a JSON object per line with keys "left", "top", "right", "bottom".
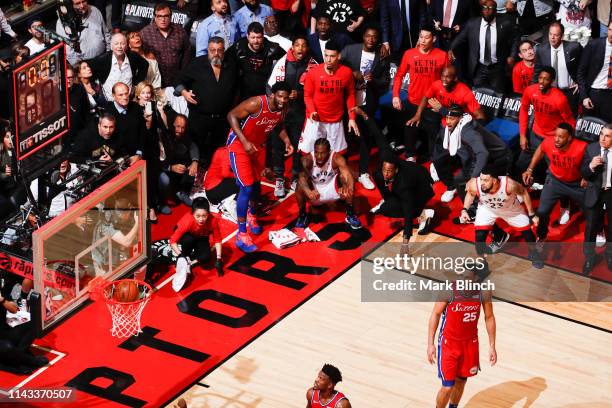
{"left": 310, "top": 152, "right": 338, "bottom": 186}
{"left": 476, "top": 176, "right": 522, "bottom": 212}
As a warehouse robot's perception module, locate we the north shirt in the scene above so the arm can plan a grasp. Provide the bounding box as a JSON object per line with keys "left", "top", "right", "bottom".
{"left": 393, "top": 47, "right": 449, "bottom": 106}
{"left": 304, "top": 64, "right": 356, "bottom": 122}
{"left": 519, "top": 84, "right": 575, "bottom": 138}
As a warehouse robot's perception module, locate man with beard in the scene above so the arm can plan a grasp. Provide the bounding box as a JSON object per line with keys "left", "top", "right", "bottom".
{"left": 176, "top": 36, "right": 239, "bottom": 167}
{"left": 306, "top": 364, "right": 352, "bottom": 408}
{"left": 462, "top": 164, "right": 543, "bottom": 279}
{"left": 159, "top": 115, "right": 200, "bottom": 211}
{"left": 234, "top": 0, "right": 274, "bottom": 38}
{"left": 228, "top": 22, "right": 285, "bottom": 98}
{"left": 25, "top": 18, "right": 48, "bottom": 55}
{"left": 226, "top": 82, "right": 294, "bottom": 253}
{"left": 294, "top": 138, "right": 362, "bottom": 230}
{"left": 268, "top": 35, "right": 318, "bottom": 197}
{"left": 196, "top": 0, "right": 239, "bottom": 56}
{"left": 393, "top": 26, "right": 449, "bottom": 161}
{"left": 522, "top": 123, "right": 587, "bottom": 248}
{"left": 72, "top": 113, "right": 128, "bottom": 164}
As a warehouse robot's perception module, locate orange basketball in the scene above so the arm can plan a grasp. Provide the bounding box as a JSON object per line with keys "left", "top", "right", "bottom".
{"left": 113, "top": 280, "right": 140, "bottom": 302}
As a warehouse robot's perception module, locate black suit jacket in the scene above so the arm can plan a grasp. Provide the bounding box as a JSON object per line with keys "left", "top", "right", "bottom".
{"left": 427, "top": 0, "right": 472, "bottom": 29}
{"left": 581, "top": 141, "right": 607, "bottom": 208}
{"left": 307, "top": 32, "right": 353, "bottom": 63}
{"left": 533, "top": 40, "right": 582, "bottom": 86}
{"left": 379, "top": 0, "right": 426, "bottom": 52}
{"left": 105, "top": 101, "right": 146, "bottom": 158}
{"left": 340, "top": 43, "right": 390, "bottom": 112}
{"left": 450, "top": 15, "right": 518, "bottom": 77}
{"left": 88, "top": 50, "right": 149, "bottom": 87}
{"left": 577, "top": 38, "right": 609, "bottom": 102}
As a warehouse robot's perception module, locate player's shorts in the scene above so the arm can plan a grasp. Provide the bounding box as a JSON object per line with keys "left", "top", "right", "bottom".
{"left": 228, "top": 144, "right": 266, "bottom": 187}
{"left": 475, "top": 206, "right": 531, "bottom": 231}
{"left": 438, "top": 336, "right": 480, "bottom": 386}
{"left": 298, "top": 119, "right": 347, "bottom": 154}
{"left": 312, "top": 176, "right": 340, "bottom": 205}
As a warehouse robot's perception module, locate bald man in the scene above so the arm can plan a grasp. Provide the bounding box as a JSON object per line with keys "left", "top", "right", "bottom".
{"left": 89, "top": 32, "right": 149, "bottom": 101}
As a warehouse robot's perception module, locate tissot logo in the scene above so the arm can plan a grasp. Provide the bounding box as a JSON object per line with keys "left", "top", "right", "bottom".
{"left": 20, "top": 115, "right": 67, "bottom": 151}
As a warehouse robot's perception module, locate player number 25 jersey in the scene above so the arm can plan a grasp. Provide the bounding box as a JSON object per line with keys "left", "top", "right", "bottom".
{"left": 440, "top": 289, "right": 482, "bottom": 341}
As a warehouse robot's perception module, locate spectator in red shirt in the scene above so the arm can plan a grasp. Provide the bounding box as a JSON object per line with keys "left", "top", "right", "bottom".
{"left": 522, "top": 123, "right": 587, "bottom": 242}
{"left": 169, "top": 198, "right": 224, "bottom": 276}
{"left": 392, "top": 26, "right": 449, "bottom": 159}
{"left": 512, "top": 40, "right": 535, "bottom": 94}
{"left": 515, "top": 67, "right": 576, "bottom": 185}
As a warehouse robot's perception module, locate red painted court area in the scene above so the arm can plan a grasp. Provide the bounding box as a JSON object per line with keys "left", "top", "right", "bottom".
{"left": 0, "top": 184, "right": 397, "bottom": 407}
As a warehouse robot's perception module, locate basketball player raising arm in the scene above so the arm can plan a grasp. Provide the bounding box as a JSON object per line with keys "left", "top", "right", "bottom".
{"left": 427, "top": 286, "right": 496, "bottom": 408}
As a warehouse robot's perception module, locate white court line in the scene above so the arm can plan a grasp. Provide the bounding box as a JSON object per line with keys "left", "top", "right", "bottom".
{"left": 155, "top": 188, "right": 295, "bottom": 291}
{"left": 0, "top": 345, "right": 66, "bottom": 395}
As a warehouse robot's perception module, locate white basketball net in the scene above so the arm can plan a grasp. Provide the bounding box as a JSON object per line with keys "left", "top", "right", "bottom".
{"left": 103, "top": 280, "right": 152, "bottom": 338}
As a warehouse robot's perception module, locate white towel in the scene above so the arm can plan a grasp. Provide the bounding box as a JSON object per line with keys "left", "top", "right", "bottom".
{"left": 269, "top": 229, "right": 301, "bottom": 249}
{"left": 443, "top": 114, "right": 472, "bottom": 156}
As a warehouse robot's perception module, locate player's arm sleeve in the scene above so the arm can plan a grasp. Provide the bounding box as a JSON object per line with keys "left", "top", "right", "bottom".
{"left": 519, "top": 91, "right": 530, "bottom": 136}
{"left": 392, "top": 52, "right": 409, "bottom": 98}
{"left": 210, "top": 216, "right": 222, "bottom": 244}
{"left": 169, "top": 216, "right": 189, "bottom": 245}
{"left": 511, "top": 64, "right": 521, "bottom": 93}
{"left": 304, "top": 71, "right": 316, "bottom": 115}
{"left": 346, "top": 72, "right": 357, "bottom": 120}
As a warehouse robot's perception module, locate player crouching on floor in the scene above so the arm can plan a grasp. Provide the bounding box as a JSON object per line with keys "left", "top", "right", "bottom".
{"left": 169, "top": 198, "right": 224, "bottom": 292}
{"left": 461, "top": 164, "right": 543, "bottom": 281}
{"left": 295, "top": 138, "right": 362, "bottom": 230}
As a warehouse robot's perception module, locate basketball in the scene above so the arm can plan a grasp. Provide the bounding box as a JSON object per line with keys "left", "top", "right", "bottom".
{"left": 113, "top": 280, "right": 140, "bottom": 303}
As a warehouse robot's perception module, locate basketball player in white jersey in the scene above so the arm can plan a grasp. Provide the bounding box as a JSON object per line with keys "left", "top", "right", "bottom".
{"left": 460, "top": 164, "right": 543, "bottom": 279}
{"left": 306, "top": 364, "right": 351, "bottom": 408}
{"left": 295, "top": 138, "right": 362, "bottom": 229}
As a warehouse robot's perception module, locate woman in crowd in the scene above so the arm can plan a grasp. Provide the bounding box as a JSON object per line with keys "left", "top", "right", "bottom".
{"left": 128, "top": 31, "right": 162, "bottom": 91}
{"left": 75, "top": 60, "right": 105, "bottom": 117}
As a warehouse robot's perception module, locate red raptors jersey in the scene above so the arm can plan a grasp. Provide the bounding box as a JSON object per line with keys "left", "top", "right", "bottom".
{"left": 393, "top": 47, "right": 449, "bottom": 105}
{"left": 519, "top": 84, "right": 575, "bottom": 138}
{"left": 512, "top": 60, "right": 534, "bottom": 94}
{"left": 440, "top": 288, "right": 482, "bottom": 341}
{"left": 426, "top": 80, "right": 480, "bottom": 126}
{"left": 304, "top": 64, "right": 356, "bottom": 122}
{"left": 311, "top": 390, "right": 347, "bottom": 408}
{"left": 227, "top": 95, "right": 283, "bottom": 149}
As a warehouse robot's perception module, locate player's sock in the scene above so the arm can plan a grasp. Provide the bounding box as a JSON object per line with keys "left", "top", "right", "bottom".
{"left": 448, "top": 404, "right": 458, "bottom": 408}
{"left": 345, "top": 204, "right": 355, "bottom": 216}
{"left": 236, "top": 185, "right": 253, "bottom": 234}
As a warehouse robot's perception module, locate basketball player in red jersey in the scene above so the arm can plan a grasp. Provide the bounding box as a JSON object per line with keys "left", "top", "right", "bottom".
{"left": 300, "top": 40, "right": 360, "bottom": 154}
{"left": 427, "top": 275, "right": 496, "bottom": 408}
{"left": 306, "top": 364, "right": 351, "bottom": 408}
{"left": 392, "top": 26, "right": 449, "bottom": 160}
{"left": 227, "top": 81, "right": 294, "bottom": 253}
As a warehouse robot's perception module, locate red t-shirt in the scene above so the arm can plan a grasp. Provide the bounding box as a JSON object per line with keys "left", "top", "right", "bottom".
{"left": 204, "top": 147, "right": 234, "bottom": 190}
{"left": 512, "top": 61, "right": 534, "bottom": 94}
{"left": 170, "top": 212, "right": 222, "bottom": 245}
{"left": 426, "top": 80, "right": 480, "bottom": 125}
{"left": 540, "top": 137, "right": 587, "bottom": 183}
{"left": 304, "top": 64, "right": 356, "bottom": 122}
{"left": 392, "top": 47, "right": 449, "bottom": 106}
{"left": 519, "top": 85, "right": 575, "bottom": 138}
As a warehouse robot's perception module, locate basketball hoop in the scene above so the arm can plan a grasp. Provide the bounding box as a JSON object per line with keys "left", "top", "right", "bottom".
{"left": 89, "top": 278, "right": 153, "bottom": 338}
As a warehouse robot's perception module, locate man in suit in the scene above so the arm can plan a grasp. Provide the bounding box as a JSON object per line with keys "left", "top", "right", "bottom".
{"left": 352, "top": 107, "right": 436, "bottom": 247}
{"left": 341, "top": 26, "right": 390, "bottom": 190}
{"left": 427, "top": 0, "right": 472, "bottom": 50}
{"left": 380, "top": 0, "right": 426, "bottom": 61}
{"left": 533, "top": 22, "right": 582, "bottom": 116}
{"left": 105, "top": 82, "right": 145, "bottom": 166}
{"left": 89, "top": 33, "right": 149, "bottom": 101}
{"left": 577, "top": 22, "right": 612, "bottom": 123}
{"left": 581, "top": 123, "right": 612, "bottom": 275}
{"left": 449, "top": 0, "right": 518, "bottom": 92}
{"left": 307, "top": 15, "right": 353, "bottom": 63}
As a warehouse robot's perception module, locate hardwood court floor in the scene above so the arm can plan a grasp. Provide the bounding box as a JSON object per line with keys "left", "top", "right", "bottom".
{"left": 166, "top": 233, "right": 611, "bottom": 408}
